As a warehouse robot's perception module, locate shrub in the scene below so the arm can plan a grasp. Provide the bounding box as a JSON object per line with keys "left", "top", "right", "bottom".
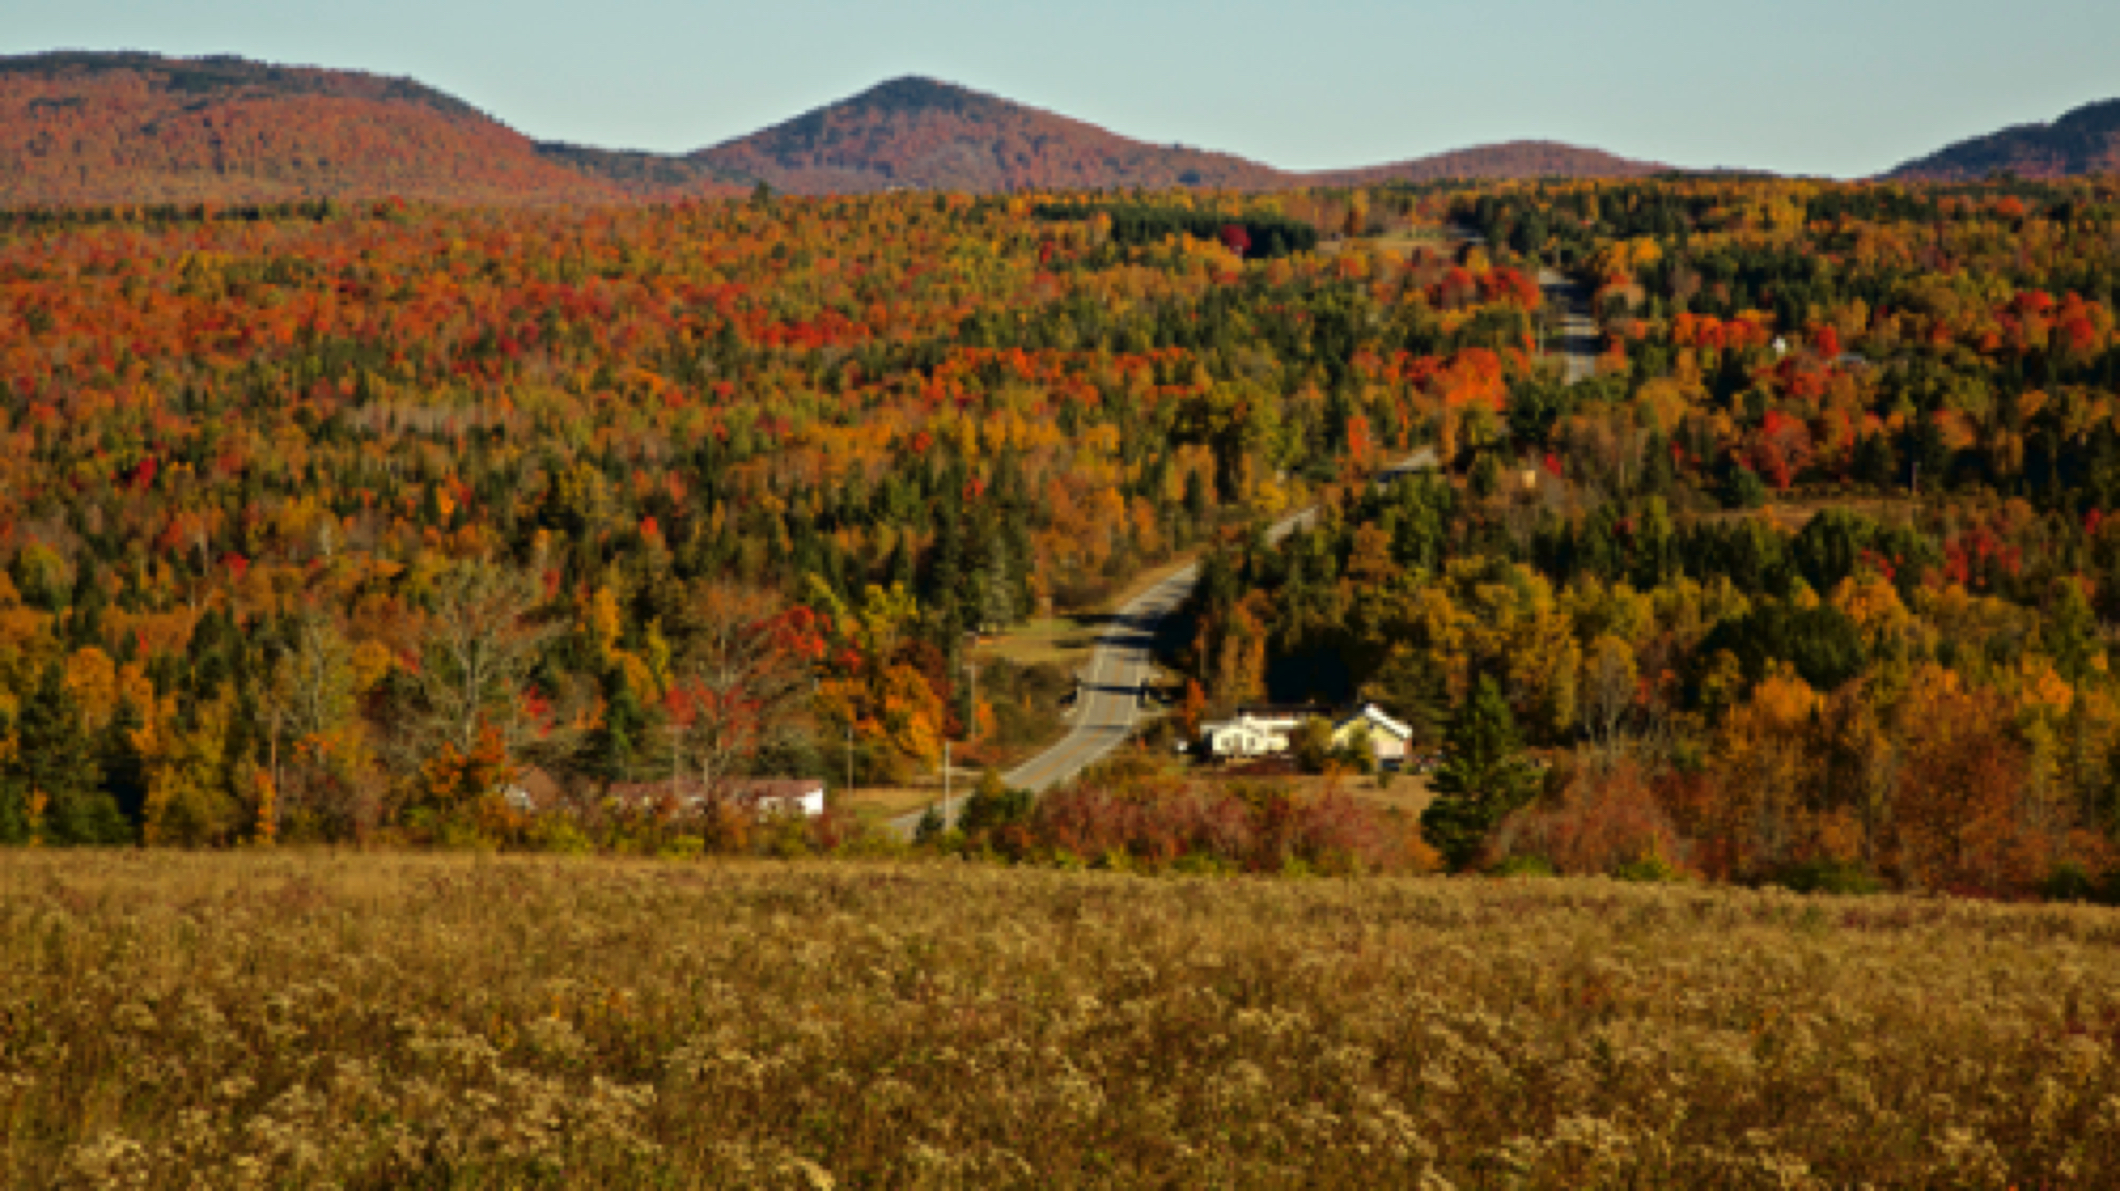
{"left": 1770, "top": 858, "right": 1884, "bottom": 896}
{"left": 1490, "top": 853, "right": 1556, "bottom": 878}
{"left": 2040, "top": 860, "right": 2100, "bottom": 903}
{"left": 1023, "top": 780, "right": 1418, "bottom": 875}
{"left": 1494, "top": 757, "right": 1686, "bottom": 877}
{"left": 1611, "top": 846, "right": 1688, "bottom": 884}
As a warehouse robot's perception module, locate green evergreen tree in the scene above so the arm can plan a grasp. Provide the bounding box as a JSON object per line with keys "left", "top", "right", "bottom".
{"left": 1420, "top": 675, "right": 1539, "bottom": 870}
{"left": 7, "top": 663, "right": 129, "bottom": 845}
{"left": 1853, "top": 431, "right": 1898, "bottom": 490}
{"left": 589, "top": 667, "right": 650, "bottom": 785}
{"left": 1721, "top": 462, "right": 1769, "bottom": 510}
{"left": 100, "top": 697, "right": 152, "bottom": 829}
{"left": 0, "top": 709, "right": 23, "bottom": 844}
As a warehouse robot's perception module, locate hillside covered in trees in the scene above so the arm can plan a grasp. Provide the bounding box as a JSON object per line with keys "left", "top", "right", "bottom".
{"left": 1889, "top": 98, "right": 2120, "bottom": 181}
{"left": 0, "top": 52, "right": 627, "bottom": 207}
{"left": 1175, "top": 174, "right": 2120, "bottom": 898}
{"left": 694, "top": 77, "right": 1292, "bottom": 195}
{"left": 0, "top": 184, "right": 1539, "bottom": 847}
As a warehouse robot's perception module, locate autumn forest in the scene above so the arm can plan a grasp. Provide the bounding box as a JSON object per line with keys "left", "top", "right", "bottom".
{"left": 5, "top": 98, "right": 2120, "bottom": 901}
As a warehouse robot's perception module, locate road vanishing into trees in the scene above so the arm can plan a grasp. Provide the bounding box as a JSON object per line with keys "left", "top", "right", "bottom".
{"left": 1538, "top": 268, "right": 1600, "bottom": 385}
{"left": 892, "top": 250, "right": 1592, "bottom": 834}
{"left": 890, "top": 448, "right": 1440, "bottom": 836}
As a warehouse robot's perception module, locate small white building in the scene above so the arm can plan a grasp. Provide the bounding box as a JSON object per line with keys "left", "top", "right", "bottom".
{"left": 1333, "top": 704, "right": 1415, "bottom": 767}
{"left": 1200, "top": 704, "right": 1330, "bottom": 761}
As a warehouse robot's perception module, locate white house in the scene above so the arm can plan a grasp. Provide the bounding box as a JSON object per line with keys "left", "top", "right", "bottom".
{"left": 1333, "top": 704, "right": 1414, "bottom": 767}
{"left": 1200, "top": 704, "right": 1330, "bottom": 760}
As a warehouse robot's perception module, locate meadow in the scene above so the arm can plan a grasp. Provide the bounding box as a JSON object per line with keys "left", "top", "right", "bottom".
{"left": 6, "top": 851, "right": 2120, "bottom": 1187}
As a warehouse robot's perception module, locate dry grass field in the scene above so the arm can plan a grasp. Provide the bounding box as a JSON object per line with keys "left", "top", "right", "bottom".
{"left": 8, "top": 851, "right": 2120, "bottom": 1187}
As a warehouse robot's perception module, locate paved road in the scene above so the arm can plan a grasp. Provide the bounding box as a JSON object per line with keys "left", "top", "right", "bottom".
{"left": 1537, "top": 268, "right": 1599, "bottom": 385}
{"left": 887, "top": 242, "right": 1587, "bottom": 835}
{"left": 891, "top": 447, "right": 1440, "bottom": 835}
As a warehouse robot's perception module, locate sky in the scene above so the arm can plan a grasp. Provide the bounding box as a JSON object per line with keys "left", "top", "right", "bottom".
{"left": 9, "top": 0, "right": 2120, "bottom": 178}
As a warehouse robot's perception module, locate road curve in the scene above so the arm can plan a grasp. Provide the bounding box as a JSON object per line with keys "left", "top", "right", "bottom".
{"left": 891, "top": 448, "right": 1439, "bottom": 835}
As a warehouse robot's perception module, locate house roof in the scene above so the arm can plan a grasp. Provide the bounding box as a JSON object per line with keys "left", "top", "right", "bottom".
{"left": 501, "top": 766, "right": 567, "bottom": 807}
{"left": 606, "top": 777, "right": 825, "bottom": 805}
{"left": 1343, "top": 704, "right": 1414, "bottom": 740}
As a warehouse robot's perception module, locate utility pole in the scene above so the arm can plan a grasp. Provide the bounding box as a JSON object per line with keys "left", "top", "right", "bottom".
{"left": 948, "top": 637, "right": 978, "bottom": 831}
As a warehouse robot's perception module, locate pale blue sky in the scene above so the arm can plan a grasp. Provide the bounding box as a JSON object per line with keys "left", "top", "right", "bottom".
{"left": 8, "top": 0, "right": 2119, "bottom": 177}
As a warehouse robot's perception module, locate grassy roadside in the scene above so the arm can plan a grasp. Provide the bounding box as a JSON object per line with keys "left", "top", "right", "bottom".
{"left": 977, "top": 552, "right": 1205, "bottom": 672}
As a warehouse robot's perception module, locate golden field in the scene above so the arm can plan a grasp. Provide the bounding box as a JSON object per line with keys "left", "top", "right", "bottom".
{"left": 6, "top": 852, "right": 2120, "bottom": 1187}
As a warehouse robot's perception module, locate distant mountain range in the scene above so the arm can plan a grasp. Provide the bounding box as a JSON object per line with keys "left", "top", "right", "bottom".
{"left": 0, "top": 52, "right": 1667, "bottom": 206}
{"left": 683, "top": 78, "right": 1666, "bottom": 194}
{"left": 1886, "top": 99, "right": 2120, "bottom": 181}
{"left": 3, "top": 50, "right": 2116, "bottom": 209}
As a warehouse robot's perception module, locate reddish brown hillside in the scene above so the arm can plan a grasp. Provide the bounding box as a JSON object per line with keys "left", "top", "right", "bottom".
{"left": 1886, "top": 99, "right": 2120, "bottom": 181}
{"left": 0, "top": 52, "right": 623, "bottom": 207}
{"left": 694, "top": 76, "right": 1286, "bottom": 194}
{"left": 1313, "top": 140, "right": 1665, "bottom": 185}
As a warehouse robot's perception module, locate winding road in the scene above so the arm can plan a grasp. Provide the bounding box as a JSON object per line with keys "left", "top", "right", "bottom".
{"left": 892, "top": 448, "right": 1439, "bottom": 835}
{"left": 892, "top": 251, "right": 1591, "bottom": 833}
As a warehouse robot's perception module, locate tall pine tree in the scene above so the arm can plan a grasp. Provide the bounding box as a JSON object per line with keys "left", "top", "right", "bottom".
{"left": 1419, "top": 675, "right": 1539, "bottom": 870}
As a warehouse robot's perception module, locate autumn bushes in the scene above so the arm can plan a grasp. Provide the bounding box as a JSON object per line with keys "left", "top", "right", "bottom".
{"left": 1491, "top": 759, "right": 1687, "bottom": 880}
{"left": 1470, "top": 661, "right": 2118, "bottom": 899}
{"left": 976, "top": 778, "right": 1424, "bottom": 876}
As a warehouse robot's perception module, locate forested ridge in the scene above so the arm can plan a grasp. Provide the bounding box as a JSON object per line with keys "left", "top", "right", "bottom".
{"left": 1889, "top": 98, "right": 2120, "bottom": 182}
{"left": 0, "top": 184, "right": 1535, "bottom": 847}
{"left": 1177, "top": 174, "right": 2120, "bottom": 897}
{"left": 0, "top": 52, "right": 1676, "bottom": 208}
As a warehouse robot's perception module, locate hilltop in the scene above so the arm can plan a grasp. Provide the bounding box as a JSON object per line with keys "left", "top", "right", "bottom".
{"left": 1319, "top": 139, "right": 1665, "bottom": 185}
{"left": 692, "top": 76, "right": 1289, "bottom": 194}
{"left": 1887, "top": 98, "right": 2120, "bottom": 180}
{"left": 0, "top": 51, "right": 624, "bottom": 207}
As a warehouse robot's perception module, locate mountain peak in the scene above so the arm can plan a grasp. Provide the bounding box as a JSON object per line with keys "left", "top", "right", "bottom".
{"left": 695, "top": 76, "right": 1286, "bottom": 194}
{"left": 845, "top": 76, "right": 993, "bottom": 114}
